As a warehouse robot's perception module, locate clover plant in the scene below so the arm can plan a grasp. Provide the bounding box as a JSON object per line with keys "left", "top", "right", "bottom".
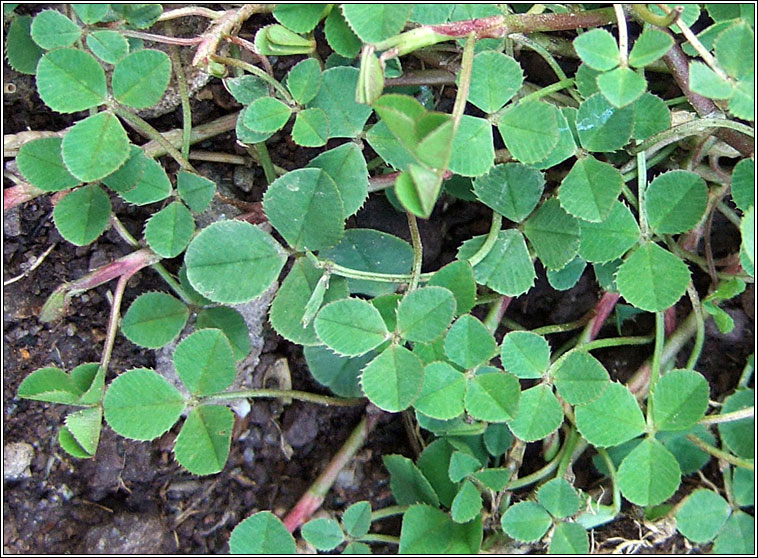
{"left": 8, "top": 3, "right": 754, "bottom": 555}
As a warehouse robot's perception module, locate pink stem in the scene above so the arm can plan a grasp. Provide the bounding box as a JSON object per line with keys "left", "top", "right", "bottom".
{"left": 3, "top": 183, "right": 45, "bottom": 212}
{"left": 283, "top": 412, "right": 377, "bottom": 532}
{"left": 588, "top": 292, "right": 621, "bottom": 341}
{"left": 664, "top": 306, "right": 677, "bottom": 337}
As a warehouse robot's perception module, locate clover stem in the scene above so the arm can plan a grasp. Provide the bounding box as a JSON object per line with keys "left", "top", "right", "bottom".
{"left": 631, "top": 118, "right": 754, "bottom": 155}
{"left": 142, "top": 111, "right": 239, "bottom": 158}
{"left": 167, "top": 31, "right": 192, "bottom": 161}
{"left": 517, "top": 78, "right": 575, "bottom": 105}
{"left": 484, "top": 296, "right": 512, "bottom": 334}
{"left": 509, "top": 34, "right": 583, "bottom": 103}
{"left": 467, "top": 212, "right": 502, "bottom": 268}
{"left": 370, "top": 505, "right": 408, "bottom": 522}
{"left": 252, "top": 142, "right": 278, "bottom": 185}
{"left": 613, "top": 4, "right": 629, "bottom": 67}
{"left": 282, "top": 412, "right": 378, "bottom": 532}
{"left": 406, "top": 213, "right": 423, "bottom": 292}
{"left": 210, "top": 54, "right": 294, "bottom": 105}
{"left": 631, "top": 4, "right": 678, "bottom": 27}
{"left": 636, "top": 148, "right": 650, "bottom": 238}
{"left": 716, "top": 201, "right": 742, "bottom": 229}
{"left": 359, "top": 534, "right": 400, "bottom": 545}
{"left": 158, "top": 6, "right": 223, "bottom": 20}
{"left": 118, "top": 29, "right": 204, "bottom": 46}
{"left": 646, "top": 312, "right": 666, "bottom": 426}
{"left": 685, "top": 282, "right": 705, "bottom": 370}
{"left": 531, "top": 317, "right": 590, "bottom": 336}
{"left": 110, "top": 103, "right": 195, "bottom": 172}
{"left": 685, "top": 435, "right": 755, "bottom": 471}
{"left": 555, "top": 428, "right": 580, "bottom": 478}
{"left": 580, "top": 335, "right": 654, "bottom": 352}
{"left": 100, "top": 272, "right": 131, "bottom": 372}
{"left": 699, "top": 406, "right": 755, "bottom": 426}
{"left": 737, "top": 357, "right": 754, "bottom": 389}
{"left": 203, "top": 389, "right": 364, "bottom": 407}
{"left": 595, "top": 448, "right": 622, "bottom": 516}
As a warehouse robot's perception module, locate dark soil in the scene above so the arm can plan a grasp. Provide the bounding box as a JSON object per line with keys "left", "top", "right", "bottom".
{"left": 3, "top": 6, "right": 754, "bottom": 555}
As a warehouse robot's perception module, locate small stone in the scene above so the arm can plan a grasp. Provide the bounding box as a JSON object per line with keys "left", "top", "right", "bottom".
{"left": 3, "top": 442, "right": 34, "bottom": 480}
{"left": 82, "top": 513, "right": 175, "bottom": 553}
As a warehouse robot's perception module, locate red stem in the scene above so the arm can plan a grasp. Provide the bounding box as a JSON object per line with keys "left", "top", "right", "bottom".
{"left": 3, "top": 183, "right": 45, "bottom": 212}
{"left": 589, "top": 292, "right": 621, "bottom": 341}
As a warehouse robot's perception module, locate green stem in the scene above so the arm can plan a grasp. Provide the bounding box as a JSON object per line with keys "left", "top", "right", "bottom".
{"left": 142, "top": 112, "right": 239, "bottom": 159}
{"left": 359, "top": 534, "right": 400, "bottom": 545}
{"left": 686, "top": 434, "right": 754, "bottom": 471}
{"left": 580, "top": 335, "right": 654, "bottom": 352}
{"left": 631, "top": 118, "right": 755, "bottom": 154}
{"left": 716, "top": 201, "right": 742, "bottom": 228}
{"left": 555, "top": 428, "right": 580, "bottom": 478}
{"left": 252, "top": 142, "right": 278, "bottom": 185}
{"left": 100, "top": 272, "right": 130, "bottom": 372}
{"left": 407, "top": 212, "right": 423, "bottom": 292}
{"left": 325, "top": 261, "right": 434, "bottom": 284}
{"left": 210, "top": 54, "right": 294, "bottom": 105}
{"left": 167, "top": 26, "right": 192, "bottom": 161}
{"left": 647, "top": 312, "right": 666, "bottom": 426}
{"left": 685, "top": 283, "right": 705, "bottom": 370}
{"left": 203, "top": 389, "right": 364, "bottom": 407}
{"left": 532, "top": 318, "right": 589, "bottom": 336}
{"left": 467, "top": 212, "right": 502, "bottom": 267}
{"left": 110, "top": 103, "right": 195, "bottom": 172}
{"left": 509, "top": 35, "right": 582, "bottom": 104}
{"left": 699, "top": 407, "right": 754, "bottom": 426}
{"left": 596, "top": 448, "right": 622, "bottom": 516}
{"left": 517, "top": 78, "right": 575, "bottom": 105}
{"left": 614, "top": 4, "right": 629, "bottom": 67}
{"left": 632, "top": 4, "right": 678, "bottom": 27}
{"left": 738, "top": 356, "right": 754, "bottom": 389}
{"left": 637, "top": 148, "right": 649, "bottom": 238}
{"left": 506, "top": 436, "right": 585, "bottom": 490}
{"left": 370, "top": 505, "right": 408, "bottom": 522}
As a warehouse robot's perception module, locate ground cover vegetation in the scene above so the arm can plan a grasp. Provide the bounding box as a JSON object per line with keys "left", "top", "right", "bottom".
{"left": 4, "top": 3, "right": 755, "bottom": 554}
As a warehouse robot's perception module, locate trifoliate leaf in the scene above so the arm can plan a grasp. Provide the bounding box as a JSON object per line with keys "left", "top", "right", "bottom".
{"left": 121, "top": 292, "right": 189, "bottom": 349}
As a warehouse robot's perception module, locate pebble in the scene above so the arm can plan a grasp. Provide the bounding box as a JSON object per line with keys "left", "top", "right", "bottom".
{"left": 83, "top": 513, "right": 175, "bottom": 553}
{"left": 3, "top": 442, "right": 34, "bottom": 480}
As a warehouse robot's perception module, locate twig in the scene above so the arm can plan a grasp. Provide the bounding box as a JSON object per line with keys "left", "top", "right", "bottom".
{"left": 100, "top": 272, "right": 131, "bottom": 371}
{"left": 3, "top": 243, "right": 57, "bottom": 286}
{"left": 283, "top": 411, "right": 379, "bottom": 532}
{"left": 406, "top": 213, "right": 423, "bottom": 292}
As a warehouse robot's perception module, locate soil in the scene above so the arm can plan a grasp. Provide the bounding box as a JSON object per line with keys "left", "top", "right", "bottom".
{"left": 3, "top": 6, "right": 754, "bottom": 556}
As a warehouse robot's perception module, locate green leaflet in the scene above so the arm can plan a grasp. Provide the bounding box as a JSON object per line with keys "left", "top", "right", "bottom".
{"left": 6, "top": 16, "right": 44, "bottom": 74}
{"left": 31, "top": 10, "right": 81, "bottom": 50}
{"left": 413, "top": 361, "right": 466, "bottom": 420}
{"left": 173, "top": 329, "right": 236, "bottom": 396}
{"left": 263, "top": 167, "right": 345, "bottom": 251}
{"left": 473, "top": 163, "right": 545, "bottom": 222}
{"left": 506, "top": 384, "right": 563, "bottom": 442}
{"left": 301, "top": 518, "right": 344, "bottom": 551}
{"left": 576, "top": 93, "right": 635, "bottom": 152}
{"left": 61, "top": 112, "right": 130, "bottom": 182}
{"left": 86, "top": 30, "right": 129, "bottom": 64}
{"left": 17, "top": 137, "right": 80, "bottom": 192}
{"left": 574, "top": 382, "right": 645, "bottom": 447}
{"left": 578, "top": 201, "right": 640, "bottom": 263}
{"left": 427, "top": 260, "right": 477, "bottom": 316}
{"left": 307, "top": 66, "right": 372, "bottom": 138}
{"left": 548, "top": 522, "right": 589, "bottom": 554}
{"left": 229, "top": 512, "right": 296, "bottom": 554}
{"left": 675, "top": 489, "right": 731, "bottom": 543}
{"left": 112, "top": 49, "right": 172, "bottom": 109}
{"left": 524, "top": 198, "right": 580, "bottom": 271}
{"left": 397, "top": 286, "right": 457, "bottom": 343}
{"left": 341, "top": 501, "right": 372, "bottom": 538}
{"left": 341, "top": 4, "right": 412, "bottom": 43}
{"left": 645, "top": 170, "right": 708, "bottom": 235}
{"left": 291, "top": 108, "right": 329, "bottom": 147}
{"left": 617, "top": 437, "right": 681, "bottom": 506}
{"left": 176, "top": 170, "right": 216, "bottom": 213}
{"left": 306, "top": 142, "right": 368, "bottom": 216}
{"left": 121, "top": 292, "right": 189, "bottom": 349}
{"left": 383, "top": 454, "right": 439, "bottom": 507}
{"left": 598, "top": 66, "right": 647, "bottom": 108}
{"left": 615, "top": 242, "right": 690, "bottom": 312}
{"left": 465, "top": 371, "right": 521, "bottom": 423}
{"left": 501, "top": 501, "right": 552, "bottom": 542}
{"left": 573, "top": 28, "right": 619, "bottom": 71}
{"left": 456, "top": 230, "right": 535, "bottom": 296}
{"left": 444, "top": 314, "right": 496, "bottom": 370}
{"left": 498, "top": 102, "right": 560, "bottom": 164}
{"left": 451, "top": 480, "right": 483, "bottom": 524}
{"left": 361, "top": 345, "right": 424, "bottom": 412}
{"left": 36, "top": 48, "right": 106, "bottom": 113}
{"left": 559, "top": 156, "right": 623, "bottom": 222}
{"left": 196, "top": 307, "right": 251, "bottom": 362}
{"left": 103, "top": 368, "right": 185, "bottom": 441}
{"left": 552, "top": 351, "right": 610, "bottom": 405}
{"left": 652, "top": 369, "right": 709, "bottom": 432}
{"left": 174, "top": 405, "right": 234, "bottom": 475}
{"left": 501, "top": 331, "right": 550, "bottom": 379}
{"left": 185, "top": 220, "right": 286, "bottom": 304}
{"left": 537, "top": 478, "right": 581, "bottom": 519}
{"left": 467, "top": 50, "right": 524, "bottom": 113}
{"left": 314, "top": 298, "right": 389, "bottom": 356}
{"left": 304, "top": 345, "right": 372, "bottom": 398}
{"left": 53, "top": 184, "right": 111, "bottom": 246}
{"left": 144, "top": 202, "right": 195, "bottom": 258}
